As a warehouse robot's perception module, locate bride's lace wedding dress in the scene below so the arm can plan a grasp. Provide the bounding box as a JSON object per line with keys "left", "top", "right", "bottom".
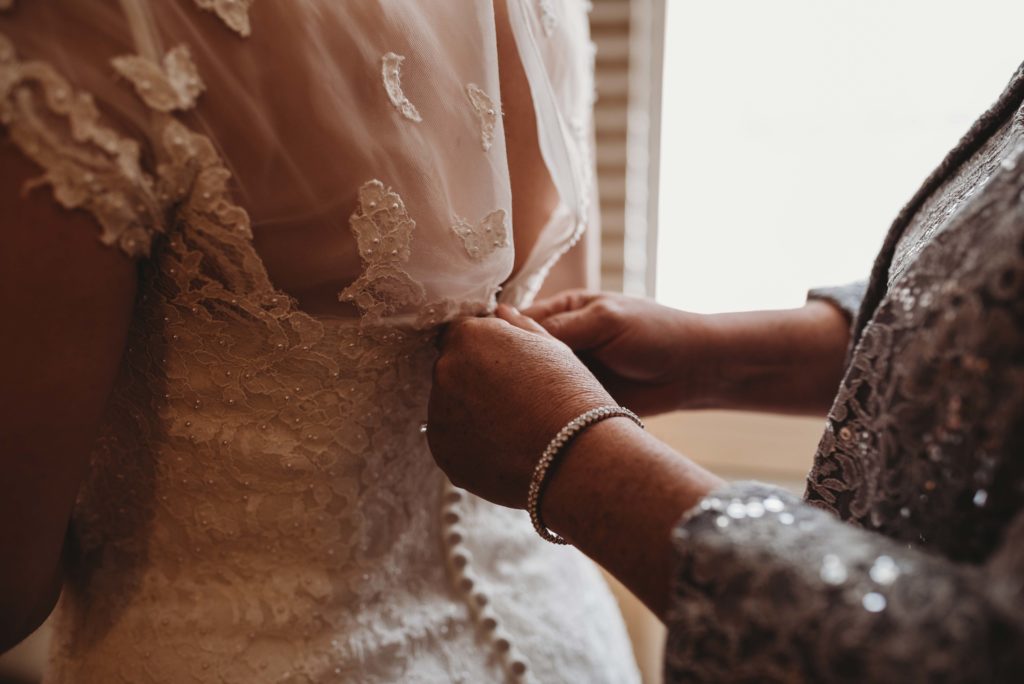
{"left": 0, "top": 1, "right": 638, "bottom": 681}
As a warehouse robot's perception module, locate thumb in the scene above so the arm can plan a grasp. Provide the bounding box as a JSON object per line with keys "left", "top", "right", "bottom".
{"left": 541, "top": 307, "right": 616, "bottom": 351}
{"left": 495, "top": 304, "right": 554, "bottom": 338}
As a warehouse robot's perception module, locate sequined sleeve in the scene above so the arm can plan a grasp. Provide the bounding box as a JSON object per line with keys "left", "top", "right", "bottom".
{"left": 664, "top": 481, "right": 1024, "bottom": 682}
{"left": 807, "top": 280, "right": 868, "bottom": 324}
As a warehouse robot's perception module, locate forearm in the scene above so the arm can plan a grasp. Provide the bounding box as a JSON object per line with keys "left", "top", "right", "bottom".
{"left": 692, "top": 300, "right": 850, "bottom": 415}
{"left": 541, "top": 417, "right": 724, "bottom": 617}
{"left": 665, "top": 482, "right": 1024, "bottom": 682}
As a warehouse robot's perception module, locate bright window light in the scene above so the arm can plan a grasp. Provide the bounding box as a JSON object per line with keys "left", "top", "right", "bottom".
{"left": 656, "top": 0, "right": 1024, "bottom": 313}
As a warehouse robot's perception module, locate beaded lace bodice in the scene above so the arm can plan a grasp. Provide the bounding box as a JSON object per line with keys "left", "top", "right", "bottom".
{"left": 0, "top": 1, "right": 638, "bottom": 682}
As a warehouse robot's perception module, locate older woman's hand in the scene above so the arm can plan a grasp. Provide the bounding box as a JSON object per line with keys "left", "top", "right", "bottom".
{"left": 427, "top": 305, "right": 614, "bottom": 509}
{"left": 525, "top": 290, "right": 852, "bottom": 417}
{"left": 524, "top": 291, "right": 706, "bottom": 415}
{"left": 429, "top": 304, "right": 724, "bottom": 616}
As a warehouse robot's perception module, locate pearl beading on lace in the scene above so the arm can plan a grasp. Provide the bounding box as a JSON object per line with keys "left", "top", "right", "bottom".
{"left": 381, "top": 52, "right": 422, "bottom": 123}
{"left": 451, "top": 209, "right": 509, "bottom": 260}
{"left": 440, "top": 482, "right": 532, "bottom": 680}
{"left": 528, "top": 406, "right": 644, "bottom": 545}
{"left": 464, "top": 83, "right": 499, "bottom": 151}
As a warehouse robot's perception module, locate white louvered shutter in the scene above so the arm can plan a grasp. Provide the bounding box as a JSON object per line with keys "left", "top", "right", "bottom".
{"left": 590, "top": 0, "right": 663, "bottom": 295}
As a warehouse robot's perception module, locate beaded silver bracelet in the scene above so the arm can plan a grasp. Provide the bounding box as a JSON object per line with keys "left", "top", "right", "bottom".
{"left": 527, "top": 405, "right": 644, "bottom": 545}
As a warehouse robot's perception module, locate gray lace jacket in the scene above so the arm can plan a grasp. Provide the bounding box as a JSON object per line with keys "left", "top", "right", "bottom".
{"left": 665, "top": 62, "right": 1024, "bottom": 682}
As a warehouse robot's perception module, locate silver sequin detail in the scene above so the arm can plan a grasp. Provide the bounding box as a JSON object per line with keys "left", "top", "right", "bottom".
{"left": 868, "top": 555, "right": 899, "bottom": 585}
{"left": 725, "top": 502, "right": 747, "bottom": 519}
{"left": 862, "top": 592, "right": 887, "bottom": 613}
{"left": 819, "top": 554, "right": 848, "bottom": 585}
{"left": 745, "top": 501, "right": 766, "bottom": 518}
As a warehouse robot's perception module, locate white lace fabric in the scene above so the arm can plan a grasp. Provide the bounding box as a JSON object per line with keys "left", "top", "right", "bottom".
{"left": 1, "top": 1, "right": 638, "bottom": 682}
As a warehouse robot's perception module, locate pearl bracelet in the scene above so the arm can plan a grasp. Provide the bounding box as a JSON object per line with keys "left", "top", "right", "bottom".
{"left": 527, "top": 405, "right": 645, "bottom": 545}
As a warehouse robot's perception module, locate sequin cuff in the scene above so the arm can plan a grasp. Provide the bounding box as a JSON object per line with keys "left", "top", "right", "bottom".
{"left": 665, "top": 481, "right": 1016, "bottom": 682}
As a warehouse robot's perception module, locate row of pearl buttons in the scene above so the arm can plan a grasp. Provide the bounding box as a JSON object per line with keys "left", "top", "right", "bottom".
{"left": 440, "top": 482, "right": 531, "bottom": 680}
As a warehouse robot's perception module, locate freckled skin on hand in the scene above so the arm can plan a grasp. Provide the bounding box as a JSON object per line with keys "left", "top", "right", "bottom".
{"left": 427, "top": 295, "right": 849, "bottom": 615}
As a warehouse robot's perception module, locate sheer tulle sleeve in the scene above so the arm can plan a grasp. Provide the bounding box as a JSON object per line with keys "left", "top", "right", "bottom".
{"left": 0, "top": 4, "right": 167, "bottom": 258}
{"left": 665, "top": 482, "right": 1024, "bottom": 682}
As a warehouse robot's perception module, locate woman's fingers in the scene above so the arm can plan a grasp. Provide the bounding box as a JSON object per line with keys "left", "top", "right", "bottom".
{"left": 540, "top": 304, "right": 618, "bottom": 351}
{"left": 495, "top": 304, "right": 553, "bottom": 337}
{"left": 522, "top": 289, "right": 599, "bottom": 322}
{"left": 505, "top": 291, "right": 625, "bottom": 351}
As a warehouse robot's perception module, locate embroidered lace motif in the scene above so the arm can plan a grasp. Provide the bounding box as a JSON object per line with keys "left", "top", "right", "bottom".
{"left": 111, "top": 45, "right": 204, "bottom": 113}
{"left": 338, "top": 180, "right": 427, "bottom": 324}
{"left": 0, "top": 32, "right": 162, "bottom": 257}
{"left": 193, "top": 0, "right": 254, "bottom": 37}
{"left": 452, "top": 209, "right": 509, "bottom": 260}
{"left": 337, "top": 182, "right": 508, "bottom": 329}
{"left": 381, "top": 52, "right": 423, "bottom": 123}
{"left": 465, "top": 83, "right": 498, "bottom": 151}
{"left": 335, "top": 178, "right": 511, "bottom": 327}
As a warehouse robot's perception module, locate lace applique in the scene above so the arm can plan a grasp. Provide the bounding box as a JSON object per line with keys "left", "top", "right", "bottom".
{"left": 339, "top": 182, "right": 504, "bottom": 328}
{"left": 452, "top": 209, "right": 509, "bottom": 260}
{"left": 381, "top": 52, "right": 422, "bottom": 123}
{"left": 112, "top": 45, "right": 204, "bottom": 113}
{"left": 464, "top": 84, "right": 498, "bottom": 151}
{"left": 193, "top": 0, "right": 254, "bottom": 37}
{"left": 339, "top": 180, "right": 426, "bottom": 323}
{"left": 415, "top": 297, "right": 494, "bottom": 330}
{"left": 0, "top": 32, "right": 162, "bottom": 257}
{"left": 537, "top": 0, "right": 558, "bottom": 36}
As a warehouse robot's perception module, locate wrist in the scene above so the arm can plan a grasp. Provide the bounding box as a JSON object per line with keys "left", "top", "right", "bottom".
{"left": 540, "top": 417, "right": 646, "bottom": 538}
{"left": 528, "top": 408, "right": 642, "bottom": 544}
{"left": 696, "top": 302, "right": 850, "bottom": 414}
{"left": 672, "top": 310, "right": 732, "bottom": 411}
{"left": 536, "top": 415, "right": 723, "bottom": 615}
{"left": 662, "top": 310, "right": 724, "bottom": 412}
{"left": 540, "top": 416, "right": 718, "bottom": 542}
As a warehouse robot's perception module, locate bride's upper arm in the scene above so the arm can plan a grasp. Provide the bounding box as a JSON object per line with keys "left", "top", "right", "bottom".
{"left": 0, "top": 145, "right": 137, "bottom": 647}
{"left": 535, "top": 166, "right": 602, "bottom": 299}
